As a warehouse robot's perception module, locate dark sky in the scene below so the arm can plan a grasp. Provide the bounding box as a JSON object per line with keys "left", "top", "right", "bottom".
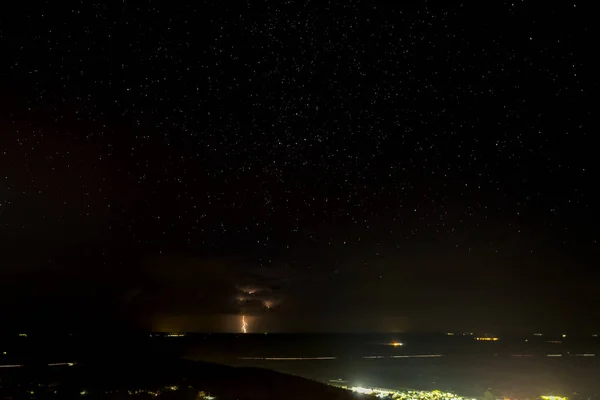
{"left": 0, "top": 1, "right": 597, "bottom": 333}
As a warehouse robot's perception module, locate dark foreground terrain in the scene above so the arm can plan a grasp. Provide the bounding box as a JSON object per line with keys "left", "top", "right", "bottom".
{"left": 4, "top": 332, "right": 600, "bottom": 399}
{"left": 0, "top": 335, "right": 355, "bottom": 400}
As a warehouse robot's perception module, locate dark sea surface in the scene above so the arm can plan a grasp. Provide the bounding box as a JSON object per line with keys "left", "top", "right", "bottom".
{"left": 183, "top": 333, "right": 600, "bottom": 398}
{"left": 2, "top": 333, "right": 600, "bottom": 399}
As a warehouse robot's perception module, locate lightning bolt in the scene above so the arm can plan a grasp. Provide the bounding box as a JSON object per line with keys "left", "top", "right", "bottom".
{"left": 241, "top": 315, "right": 248, "bottom": 333}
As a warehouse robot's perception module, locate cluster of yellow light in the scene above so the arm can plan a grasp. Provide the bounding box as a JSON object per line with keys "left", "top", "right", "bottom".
{"left": 342, "top": 386, "right": 475, "bottom": 400}
{"left": 125, "top": 386, "right": 188, "bottom": 398}
{"left": 541, "top": 396, "right": 568, "bottom": 400}
{"left": 475, "top": 337, "right": 499, "bottom": 341}
{"left": 18, "top": 333, "right": 27, "bottom": 337}
{"left": 446, "top": 332, "right": 454, "bottom": 336}
{"left": 388, "top": 341, "right": 403, "bottom": 347}
{"left": 351, "top": 387, "right": 375, "bottom": 394}
{"left": 166, "top": 333, "right": 185, "bottom": 337}
{"left": 533, "top": 333, "right": 544, "bottom": 336}
{"left": 349, "top": 386, "right": 394, "bottom": 396}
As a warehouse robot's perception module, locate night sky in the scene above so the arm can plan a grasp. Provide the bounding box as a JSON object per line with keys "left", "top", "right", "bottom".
{"left": 0, "top": 1, "right": 597, "bottom": 333}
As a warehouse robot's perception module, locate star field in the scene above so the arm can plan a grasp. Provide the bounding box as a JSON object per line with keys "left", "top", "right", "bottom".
{"left": 0, "top": 1, "right": 597, "bottom": 331}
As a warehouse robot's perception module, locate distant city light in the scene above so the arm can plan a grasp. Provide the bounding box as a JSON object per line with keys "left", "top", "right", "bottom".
{"left": 18, "top": 333, "right": 27, "bottom": 337}
{"left": 593, "top": 334, "right": 598, "bottom": 337}
{"left": 79, "top": 390, "right": 88, "bottom": 396}
{"left": 388, "top": 341, "right": 403, "bottom": 347}
{"left": 337, "top": 385, "right": 475, "bottom": 400}
{"left": 562, "top": 334, "right": 567, "bottom": 338}
{"left": 533, "top": 333, "right": 544, "bottom": 336}
{"left": 475, "top": 337, "right": 498, "bottom": 341}
{"left": 166, "top": 333, "right": 186, "bottom": 337}
{"left": 351, "top": 387, "right": 374, "bottom": 395}
{"left": 541, "top": 396, "right": 568, "bottom": 400}
{"left": 446, "top": 332, "right": 454, "bottom": 336}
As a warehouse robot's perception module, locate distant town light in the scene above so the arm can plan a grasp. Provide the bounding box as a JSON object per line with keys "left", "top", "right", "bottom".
{"left": 388, "top": 341, "right": 403, "bottom": 347}
{"left": 351, "top": 387, "right": 374, "bottom": 395}
{"left": 475, "top": 337, "right": 498, "bottom": 341}
{"left": 337, "top": 385, "right": 475, "bottom": 400}
{"left": 562, "top": 334, "right": 567, "bottom": 338}
{"left": 18, "top": 333, "right": 27, "bottom": 337}
{"left": 446, "top": 332, "right": 454, "bottom": 336}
